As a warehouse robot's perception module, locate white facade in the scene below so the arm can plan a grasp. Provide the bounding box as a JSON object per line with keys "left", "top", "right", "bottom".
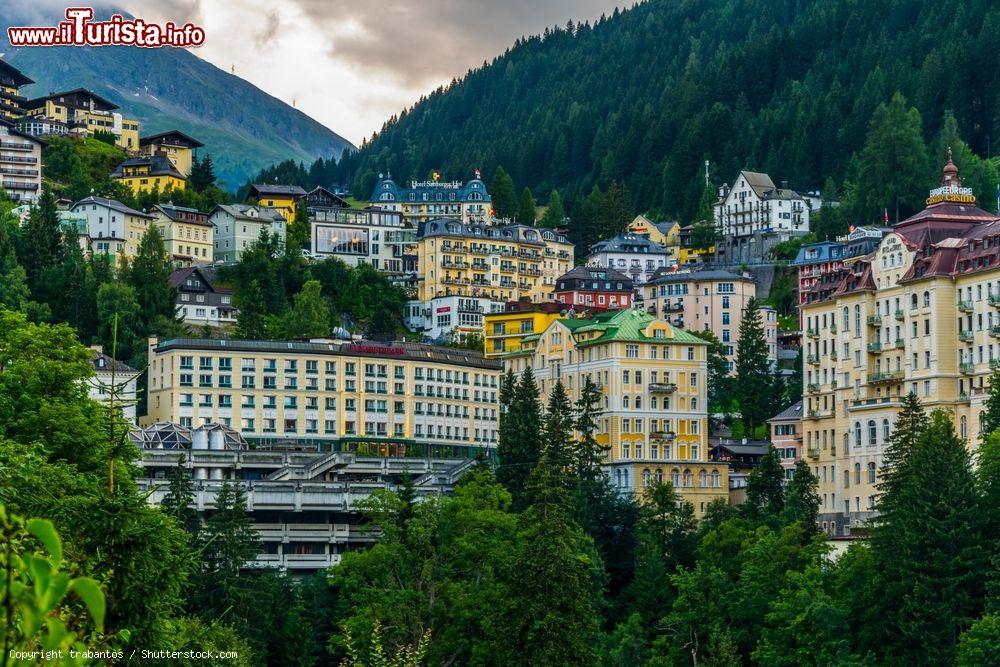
{"left": 88, "top": 348, "right": 140, "bottom": 424}
{"left": 210, "top": 204, "right": 286, "bottom": 263}
{"left": 586, "top": 234, "right": 674, "bottom": 286}
{"left": 405, "top": 295, "right": 504, "bottom": 342}
{"left": 714, "top": 171, "right": 811, "bottom": 237}
{"left": 71, "top": 196, "right": 155, "bottom": 260}
{"left": 310, "top": 208, "right": 415, "bottom": 275}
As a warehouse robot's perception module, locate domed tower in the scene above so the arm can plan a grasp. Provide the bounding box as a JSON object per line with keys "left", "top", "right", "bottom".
{"left": 941, "top": 147, "right": 962, "bottom": 189}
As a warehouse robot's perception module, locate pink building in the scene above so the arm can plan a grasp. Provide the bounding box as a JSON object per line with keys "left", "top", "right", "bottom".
{"left": 768, "top": 400, "right": 803, "bottom": 479}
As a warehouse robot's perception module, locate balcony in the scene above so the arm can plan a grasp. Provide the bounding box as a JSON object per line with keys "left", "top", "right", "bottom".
{"left": 650, "top": 431, "right": 676, "bottom": 442}
{"left": 806, "top": 408, "right": 833, "bottom": 419}
{"left": 959, "top": 330, "right": 974, "bottom": 343}
{"left": 958, "top": 392, "right": 971, "bottom": 402}
{"left": 806, "top": 447, "right": 820, "bottom": 460}
{"left": 958, "top": 300, "right": 974, "bottom": 313}
{"left": 959, "top": 362, "right": 976, "bottom": 375}
{"left": 866, "top": 314, "right": 882, "bottom": 326}
{"left": 849, "top": 395, "right": 901, "bottom": 410}
{"left": 867, "top": 371, "right": 902, "bottom": 384}
{"left": 990, "top": 325, "right": 1000, "bottom": 338}
{"left": 867, "top": 342, "right": 882, "bottom": 353}
{"left": 830, "top": 323, "right": 837, "bottom": 334}
{"left": 806, "top": 354, "right": 819, "bottom": 365}
{"left": 0, "top": 140, "right": 34, "bottom": 151}
{"left": 990, "top": 295, "right": 1000, "bottom": 307}
{"left": 806, "top": 328, "right": 818, "bottom": 338}
{"left": 991, "top": 359, "right": 1000, "bottom": 370}
{"left": 894, "top": 338, "right": 905, "bottom": 349}
{"left": 648, "top": 382, "right": 677, "bottom": 393}
{"left": 894, "top": 309, "right": 905, "bottom": 321}
{"left": 807, "top": 383, "right": 820, "bottom": 394}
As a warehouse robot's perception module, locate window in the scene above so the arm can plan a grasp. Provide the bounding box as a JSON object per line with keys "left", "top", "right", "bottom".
{"left": 867, "top": 420, "right": 876, "bottom": 446}
{"left": 882, "top": 418, "right": 890, "bottom": 441}
{"left": 853, "top": 421, "right": 861, "bottom": 448}
{"left": 867, "top": 462, "right": 876, "bottom": 484}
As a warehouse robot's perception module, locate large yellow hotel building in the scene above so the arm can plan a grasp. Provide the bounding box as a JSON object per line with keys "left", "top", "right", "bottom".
{"left": 501, "top": 309, "right": 729, "bottom": 514}
{"left": 801, "top": 153, "right": 1000, "bottom": 536}
{"left": 144, "top": 337, "right": 502, "bottom": 456}
{"left": 405, "top": 219, "right": 574, "bottom": 340}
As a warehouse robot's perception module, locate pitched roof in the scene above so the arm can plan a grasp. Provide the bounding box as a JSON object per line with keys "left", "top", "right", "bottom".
{"left": 150, "top": 203, "right": 211, "bottom": 225}
{"left": 211, "top": 203, "right": 286, "bottom": 223}
{"left": 249, "top": 183, "right": 307, "bottom": 198}
{"left": 553, "top": 309, "right": 707, "bottom": 347}
{"left": 139, "top": 130, "right": 204, "bottom": 148}
{"left": 25, "top": 88, "right": 118, "bottom": 111}
{"left": 72, "top": 196, "right": 154, "bottom": 219}
{"left": 112, "top": 155, "right": 185, "bottom": 180}
{"left": 556, "top": 265, "right": 633, "bottom": 286}
{"left": 769, "top": 399, "right": 803, "bottom": 422}
{"left": 647, "top": 268, "right": 751, "bottom": 284}
{"left": 170, "top": 266, "right": 232, "bottom": 292}
{"left": 737, "top": 170, "right": 801, "bottom": 200}
{"left": 92, "top": 349, "right": 138, "bottom": 374}
{"left": 0, "top": 59, "right": 33, "bottom": 86}
{"left": 588, "top": 234, "right": 670, "bottom": 255}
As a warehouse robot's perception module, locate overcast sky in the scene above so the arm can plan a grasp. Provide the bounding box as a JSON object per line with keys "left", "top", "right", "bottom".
{"left": 111, "top": 0, "right": 623, "bottom": 145}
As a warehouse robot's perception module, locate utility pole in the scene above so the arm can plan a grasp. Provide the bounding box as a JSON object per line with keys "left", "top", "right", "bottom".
{"left": 95, "top": 314, "right": 143, "bottom": 493}
{"left": 704, "top": 160, "right": 710, "bottom": 187}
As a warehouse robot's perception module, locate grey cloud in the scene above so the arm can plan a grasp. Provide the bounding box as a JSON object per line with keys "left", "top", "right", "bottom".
{"left": 295, "top": 0, "right": 620, "bottom": 85}
{"left": 254, "top": 9, "right": 281, "bottom": 49}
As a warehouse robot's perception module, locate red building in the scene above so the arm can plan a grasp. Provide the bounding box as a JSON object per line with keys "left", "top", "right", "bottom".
{"left": 554, "top": 265, "right": 634, "bottom": 310}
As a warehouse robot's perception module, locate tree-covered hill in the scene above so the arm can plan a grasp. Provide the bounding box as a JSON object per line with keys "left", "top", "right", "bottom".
{"left": 323, "top": 0, "right": 1000, "bottom": 224}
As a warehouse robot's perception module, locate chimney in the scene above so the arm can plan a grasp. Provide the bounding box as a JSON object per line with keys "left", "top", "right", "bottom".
{"left": 89, "top": 344, "right": 103, "bottom": 354}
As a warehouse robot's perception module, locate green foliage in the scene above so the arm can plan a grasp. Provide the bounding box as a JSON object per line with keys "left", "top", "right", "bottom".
{"left": 0, "top": 506, "right": 105, "bottom": 665}
{"left": 783, "top": 460, "right": 820, "bottom": 532}
{"left": 539, "top": 189, "right": 566, "bottom": 228}
{"left": 42, "top": 136, "right": 128, "bottom": 202}
{"left": 734, "top": 297, "right": 774, "bottom": 434}
{"left": 496, "top": 368, "right": 543, "bottom": 509}
{"left": 489, "top": 165, "right": 518, "bottom": 220}
{"left": 690, "top": 329, "right": 732, "bottom": 411}
{"left": 743, "top": 445, "right": 786, "bottom": 525}
{"left": 287, "top": 199, "right": 311, "bottom": 252}
{"left": 518, "top": 186, "right": 537, "bottom": 224}
{"left": 981, "top": 371, "right": 1000, "bottom": 437}
{"left": 958, "top": 614, "right": 1000, "bottom": 667}
{"left": 280, "top": 279, "right": 330, "bottom": 338}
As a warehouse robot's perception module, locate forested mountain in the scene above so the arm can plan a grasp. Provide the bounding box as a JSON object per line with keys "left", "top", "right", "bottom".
{"left": 320, "top": 0, "right": 1000, "bottom": 225}
{"left": 3, "top": 5, "right": 353, "bottom": 188}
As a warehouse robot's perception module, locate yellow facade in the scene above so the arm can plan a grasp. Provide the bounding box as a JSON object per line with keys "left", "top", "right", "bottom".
{"left": 254, "top": 195, "right": 297, "bottom": 222}
{"left": 26, "top": 99, "right": 140, "bottom": 150}
{"left": 417, "top": 221, "right": 573, "bottom": 304}
{"left": 151, "top": 209, "right": 213, "bottom": 267}
{"left": 144, "top": 338, "right": 503, "bottom": 452}
{"left": 116, "top": 168, "right": 186, "bottom": 195}
{"left": 502, "top": 309, "right": 728, "bottom": 515}
{"left": 484, "top": 307, "right": 562, "bottom": 358}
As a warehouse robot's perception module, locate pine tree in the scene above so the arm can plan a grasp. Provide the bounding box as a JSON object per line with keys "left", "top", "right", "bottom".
{"left": 869, "top": 410, "right": 988, "bottom": 664}
{"left": 194, "top": 480, "right": 260, "bottom": 615}
{"left": 489, "top": 165, "right": 518, "bottom": 221}
{"left": 694, "top": 180, "right": 716, "bottom": 224}
{"left": 95, "top": 282, "right": 145, "bottom": 369}
{"left": 980, "top": 371, "right": 1000, "bottom": 438}
{"left": 517, "top": 186, "right": 537, "bottom": 224}
{"left": 601, "top": 180, "right": 633, "bottom": 239}
{"left": 540, "top": 189, "right": 566, "bottom": 228}
{"left": 287, "top": 199, "right": 311, "bottom": 251}
{"left": 783, "top": 460, "right": 820, "bottom": 532}
{"left": 20, "top": 188, "right": 62, "bottom": 295}
{"left": 495, "top": 367, "right": 543, "bottom": 509}
{"left": 281, "top": 279, "right": 329, "bottom": 338}
{"left": 161, "top": 456, "right": 200, "bottom": 538}
{"left": 0, "top": 209, "right": 29, "bottom": 311}
{"left": 574, "top": 376, "right": 607, "bottom": 482}
{"left": 691, "top": 330, "right": 731, "bottom": 410}
{"left": 189, "top": 154, "right": 217, "bottom": 192}
{"left": 235, "top": 279, "right": 269, "bottom": 339}
{"left": 734, "top": 297, "right": 772, "bottom": 435}
{"left": 124, "top": 226, "right": 176, "bottom": 336}
{"left": 744, "top": 445, "right": 785, "bottom": 524}
{"left": 857, "top": 92, "right": 930, "bottom": 223}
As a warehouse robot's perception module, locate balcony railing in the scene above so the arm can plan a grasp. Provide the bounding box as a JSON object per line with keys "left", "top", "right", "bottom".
{"left": 958, "top": 300, "right": 974, "bottom": 313}
{"left": 894, "top": 309, "right": 905, "bottom": 320}
{"left": 830, "top": 323, "right": 837, "bottom": 334}
{"left": 650, "top": 431, "right": 676, "bottom": 441}
{"left": 648, "top": 382, "right": 677, "bottom": 393}
{"left": 806, "top": 327, "right": 818, "bottom": 338}
{"left": 989, "top": 325, "right": 1000, "bottom": 338}
{"left": 806, "top": 447, "right": 820, "bottom": 459}
{"left": 831, "top": 350, "right": 838, "bottom": 361}
{"left": 806, "top": 354, "right": 819, "bottom": 365}
{"left": 991, "top": 359, "right": 1000, "bottom": 370}
{"left": 959, "top": 330, "right": 974, "bottom": 342}
{"left": 867, "top": 342, "right": 882, "bottom": 353}
{"left": 959, "top": 362, "right": 976, "bottom": 374}
{"left": 807, "top": 383, "right": 820, "bottom": 393}
{"left": 806, "top": 409, "right": 833, "bottom": 419}
{"left": 989, "top": 295, "right": 1000, "bottom": 307}
{"left": 866, "top": 314, "right": 882, "bottom": 326}
{"left": 867, "top": 371, "right": 902, "bottom": 384}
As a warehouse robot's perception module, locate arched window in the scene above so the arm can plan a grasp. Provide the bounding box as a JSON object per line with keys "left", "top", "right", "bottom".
{"left": 923, "top": 291, "right": 930, "bottom": 307}
{"left": 699, "top": 470, "right": 707, "bottom": 487}
{"left": 882, "top": 418, "right": 891, "bottom": 441}
{"left": 642, "top": 469, "right": 651, "bottom": 487}
{"left": 683, "top": 469, "right": 693, "bottom": 487}
{"left": 844, "top": 469, "right": 850, "bottom": 488}
{"left": 911, "top": 293, "right": 918, "bottom": 309}
{"left": 853, "top": 422, "right": 861, "bottom": 448}
{"left": 854, "top": 304, "right": 861, "bottom": 335}
{"left": 635, "top": 395, "right": 643, "bottom": 410}
{"left": 671, "top": 468, "right": 681, "bottom": 487}
{"left": 961, "top": 415, "right": 968, "bottom": 440}
{"left": 867, "top": 462, "right": 876, "bottom": 484}
{"left": 867, "top": 420, "right": 876, "bottom": 445}
{"left": 651, "top": 397, "right": 658, "bottom": 409}
{"left": 711, "top": 470, "right": 720, "bottom": 487}
{"left": 691, "top": 397, "right": 698, "bottom": 411}
{"left": 854, "top": 462, "right": 861, "bottom": 484}
{"left": 655, "top": 468, "right": 663, "bottom": 483}
{"left": 623, "top": 395, "right": 630, "bottom": 409}
{"left": 842, "top": 307, "right": 849, "bottom": 329}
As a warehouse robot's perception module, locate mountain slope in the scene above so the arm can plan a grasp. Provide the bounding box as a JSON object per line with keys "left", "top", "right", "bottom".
{"left": 2, "top": 7, "right": 353, "bottom": 189}
{"left": 329, "top": 0, "right": 1000, "bottom": 222}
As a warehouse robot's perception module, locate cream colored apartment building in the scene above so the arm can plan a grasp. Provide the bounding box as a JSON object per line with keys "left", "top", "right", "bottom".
{"left": 801, "top": 155, "right": 999, "bottom": 536}
{"left": 144, "top": 337, "right": 502, "bottom": 454}
{"left": 501, "top": 309, "right": 729, "bottom": 515}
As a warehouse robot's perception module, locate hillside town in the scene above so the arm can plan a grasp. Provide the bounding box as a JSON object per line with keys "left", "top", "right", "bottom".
{"left": 3, "top": 6, "right": 1000, "bottom": 663}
